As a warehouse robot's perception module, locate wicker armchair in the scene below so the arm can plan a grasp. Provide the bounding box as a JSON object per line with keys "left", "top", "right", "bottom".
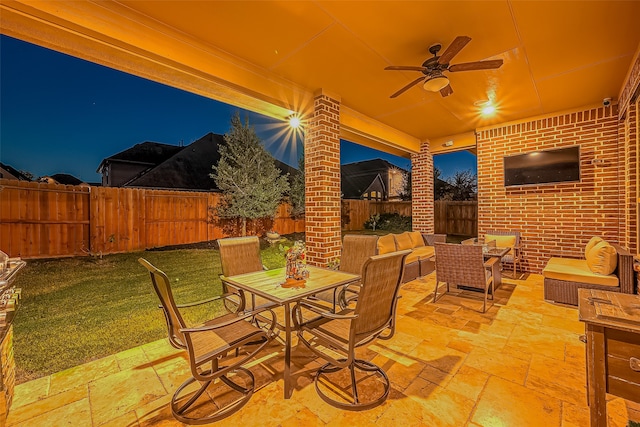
{"left": 433, "top": 243, "right": 496, "bottom": 313}
{"left": 139, "top": 258, "right": 277, "bottom": 424}
{"left": 293, "top": 250, "right": 409, "bottom": 410}
{"left": 485, "top": 230, "right": 522, "bottom": 278}
{"left": 218, "top": 236, "right": 271, "bottom": 312}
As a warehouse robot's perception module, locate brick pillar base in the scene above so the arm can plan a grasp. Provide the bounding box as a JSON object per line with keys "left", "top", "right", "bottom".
{"left": 412, "top": 141, "right": 434, "bottom": 233}
{"left": 305, "top": 91, "right": 342, "bottom": 266}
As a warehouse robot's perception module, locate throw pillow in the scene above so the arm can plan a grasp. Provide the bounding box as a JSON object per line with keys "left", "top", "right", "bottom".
{"left": 586, "top": 241, "right": 617, "bottom": 275}
{"left": 377, "top": 234, "right": 397, "bottom": 255}
{"left": 585, "top": 236, "right": 604, "bottom": 258}
{"left": 408, "top": 231, "right": 425, "bottom": 248}
{"left": 394, "top": 232, "right": 414, "bottom": 250}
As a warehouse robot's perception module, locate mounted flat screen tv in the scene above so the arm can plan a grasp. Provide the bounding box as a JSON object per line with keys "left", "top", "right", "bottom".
{"left": 504, "top": 146, "right": 580, "bottom": 187}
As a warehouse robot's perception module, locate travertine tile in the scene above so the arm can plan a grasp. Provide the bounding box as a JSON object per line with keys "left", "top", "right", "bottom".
{"left": 526, "top": 353, "right": 586, "bottom": 406}
{"left": 10, "top": 375, "right": 50, "bottom": 409}
{"left": 472, "top": 376, "right": 562, "bottom": 427}
{"left": 12, "top": 398, "right": 91, "bottom": 427}
{"left": 444, "top": 365, "right": 490, "bottom": 401}
{"left": 464, "top": 347, "right": 530, "bottom": 385}
{"left": 49, "top": 355, "right": 120, "bottom": 395}
{"left": 89, "top": 367, "right": 168, "bottom": 426}
{"left": 6, "top": 384, "right": 87, "bottom": 426}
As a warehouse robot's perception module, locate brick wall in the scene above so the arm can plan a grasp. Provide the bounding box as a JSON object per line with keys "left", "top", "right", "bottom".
{"left": 411, "top": 141, "right": 434, "bottom": 233}
{"left": 477, "top": 106, "right": 621, "bottom": 273}
{"left": 304, "top": 92, "right": 342, "bottom": 266}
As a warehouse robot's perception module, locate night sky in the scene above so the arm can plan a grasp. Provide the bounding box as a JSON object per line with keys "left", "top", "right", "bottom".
{"left": 0, "top": 35, "right": 474, "bottom": 183}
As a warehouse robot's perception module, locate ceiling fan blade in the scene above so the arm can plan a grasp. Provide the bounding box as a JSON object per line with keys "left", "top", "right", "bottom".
{"left": 449, "top": 59, "right": 504, "bottom": 72}
{"left": 385, "top": 65, "right": 428, "bottom": 72}
{"left": 440, "top": 84, "right": 453, "bottom": 97}
{"left": 438, "top": 36, "right": 471, "bottom": 65}
{"left": 390, "top": 76, "right": 424, "bottom": 98}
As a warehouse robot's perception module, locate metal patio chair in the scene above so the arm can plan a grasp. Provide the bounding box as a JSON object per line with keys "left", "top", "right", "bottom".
{"left": 293, "top": 250, "right": 409, "bottom": 410}
{"left": 139, "top": 258, "right": 276, "bottom": 424}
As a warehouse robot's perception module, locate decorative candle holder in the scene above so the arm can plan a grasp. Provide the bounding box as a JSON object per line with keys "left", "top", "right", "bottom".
{"left": 282, "top": 241, "right": 308, "bottom": 288}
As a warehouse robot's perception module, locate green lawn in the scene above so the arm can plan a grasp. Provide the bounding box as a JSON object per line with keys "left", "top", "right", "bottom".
{"left": 12, "top": 240, "right": 291, "bottom": 384}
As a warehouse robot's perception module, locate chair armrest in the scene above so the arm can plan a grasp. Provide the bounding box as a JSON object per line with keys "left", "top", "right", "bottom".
{"left": 484, "top": 257, "right": 499, "bottom": 268}
{"left": 180, "top": 306, "right": 276, "bottom": 333}
{"left": 175, "top": 292, "right": 237, "bottom": 308}
{"left": 294, "top": 299, "right": 358, "bottom": 320}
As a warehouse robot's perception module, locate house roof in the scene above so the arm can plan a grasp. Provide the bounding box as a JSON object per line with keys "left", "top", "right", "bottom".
{"left": 341, "top": 159, "right": 407, "bottom": 199}
{"left": 48, "top": 173, "right": 85, "bottom": 186}
{"left": 124, "top": 133, "right": 298, "bottom": 191}
{"left": 0, "top": 162, "right": 31, "bottom": 181}
{"left": 96, "top": 141, "right": 183, "bottom": 173}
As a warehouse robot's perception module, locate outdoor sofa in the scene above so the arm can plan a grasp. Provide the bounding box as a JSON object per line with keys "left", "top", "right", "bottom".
{"left": 375, "top": 231, "right": 445, "bottom": 283}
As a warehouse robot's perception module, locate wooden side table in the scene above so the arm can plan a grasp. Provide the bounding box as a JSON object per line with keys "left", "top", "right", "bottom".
{"left": 578, "top": 289, "right": 640, "bottom": 427}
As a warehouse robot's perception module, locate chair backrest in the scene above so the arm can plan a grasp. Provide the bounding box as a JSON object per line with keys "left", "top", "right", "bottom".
{"left": 138, "top": 258, "right": 187, "bottom": 349}
{"left": 352, "top": 250, "right": 409, "bottom": 342}
{"left": 485, "top": 230, "right": 520, "bottom": 246}
{"left": 434, "top": 243, "right": 486, "bottom": 287}
{"left": 423, "top": 233, "right": 446, "bottom": 246}
{"left": 218, "top": 236, "right": 264, "bottom": 277}
{"left": 340, "top": 234, "right": 379, "bottom": 275}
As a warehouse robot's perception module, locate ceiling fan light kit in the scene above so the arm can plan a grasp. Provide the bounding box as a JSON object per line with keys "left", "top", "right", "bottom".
{"left": 385, "top": 36, "right": 503, "bottom": 98}
{"left": 423, "top": 74, "right": 449, "bottom": 92}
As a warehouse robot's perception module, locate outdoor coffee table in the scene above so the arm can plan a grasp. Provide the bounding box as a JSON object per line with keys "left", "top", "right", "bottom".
{"left": 221, "top": 265, "right": 361, "bottom": 399}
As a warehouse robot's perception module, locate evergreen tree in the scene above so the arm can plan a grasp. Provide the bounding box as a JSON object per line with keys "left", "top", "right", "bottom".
{"left": 289, "top": 153, "right": 305, "bottom": 217}
{"left": 211, "top": 113, "right": 290, "bottom": 236}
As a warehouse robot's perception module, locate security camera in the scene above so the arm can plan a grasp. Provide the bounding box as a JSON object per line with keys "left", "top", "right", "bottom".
{"left": 603, "top": 97, "right": 612, "bottom": 107}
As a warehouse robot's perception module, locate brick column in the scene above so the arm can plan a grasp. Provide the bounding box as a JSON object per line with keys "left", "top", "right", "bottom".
{"left": 411, "top": 141, "right": 434, "bottom": 233}
{"left": 304, "top": 90, "right": 342, "bottom": 266}
{"left": 621, "top": 102, "right": 637, "bottom": 253}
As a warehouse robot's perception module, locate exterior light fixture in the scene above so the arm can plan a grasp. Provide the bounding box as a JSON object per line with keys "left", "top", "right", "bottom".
{"left": 288, "top": 115, "right": 301, "bottom": 129}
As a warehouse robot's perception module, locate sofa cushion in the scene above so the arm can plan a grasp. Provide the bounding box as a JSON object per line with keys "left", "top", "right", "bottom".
{"left": 542, "top": 257, "right": 619, "bottom": 287}
{"left": 412, "top": 246, "right": 435, "bottom": 259}
{"left": 585, "top": 236, "right": 604, "bottom": 258}
{"left": 377, "top": 234, "right": 397, "bottom": 254}
{"left": 394, "top": 232, "right": 414, "bottom": 251}
{"left": 586, "top": 241, "right": 617, "bottom": 275}
{"left": 404, "top": 251, "right": 421, "bottom": 265}
{"left": 407, "top": 231, "right": 425, "bottom": 248}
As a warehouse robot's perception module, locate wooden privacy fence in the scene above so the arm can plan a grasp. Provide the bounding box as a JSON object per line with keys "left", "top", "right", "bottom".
{"left": 341, "top": 199, "right": 412, "bottom": 231}
{"left": 0, "top": 179, "right": 304, "bottom": 258}
{"left": 434, "top": 200, "right": 477, "bottom": 236}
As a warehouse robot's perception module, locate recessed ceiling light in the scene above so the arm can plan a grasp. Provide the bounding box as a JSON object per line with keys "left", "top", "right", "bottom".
{"left": 481, "top": 105, "right": 496, "bottom": 116}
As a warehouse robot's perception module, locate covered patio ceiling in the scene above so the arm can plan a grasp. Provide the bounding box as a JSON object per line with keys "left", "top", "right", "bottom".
{"left": 2, "top": 1, "right": 640, "bottom": 157}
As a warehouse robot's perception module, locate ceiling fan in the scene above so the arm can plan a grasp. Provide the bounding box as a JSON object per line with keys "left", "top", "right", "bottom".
{"left": 385, "top": 36, "right": 503, "bottom": 98}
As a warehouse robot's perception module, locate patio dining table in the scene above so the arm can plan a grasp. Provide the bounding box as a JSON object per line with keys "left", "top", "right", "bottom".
{"left": 221, "top": 265, "right": 361, "bottom": 399}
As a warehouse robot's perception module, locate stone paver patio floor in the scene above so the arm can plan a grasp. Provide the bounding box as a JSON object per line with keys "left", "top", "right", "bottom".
{"left": 7, "top": 272, "right": 640, "bottom": 426}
